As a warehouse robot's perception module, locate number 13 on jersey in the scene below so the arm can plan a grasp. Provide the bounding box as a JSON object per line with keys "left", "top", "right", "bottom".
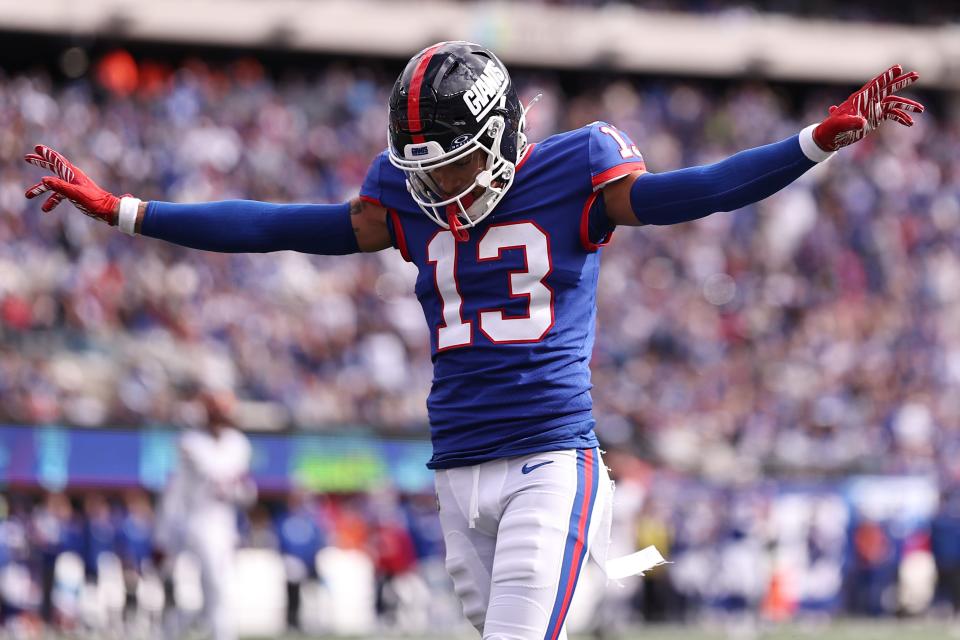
{"left": 427, "top": 221, "right": 555, "bottom": 350}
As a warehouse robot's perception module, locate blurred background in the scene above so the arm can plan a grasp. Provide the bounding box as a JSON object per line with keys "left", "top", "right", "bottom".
{"left": 1, "top": 0, "right": 960, "bottom": 638}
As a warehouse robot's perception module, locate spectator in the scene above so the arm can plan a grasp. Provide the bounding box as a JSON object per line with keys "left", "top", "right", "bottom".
{"left": 117, "top": 489, "right": 154, "bottom": 619}
{"left": 82, "top": 493, "right": 117, "bottom": 583}
{"left": 29, "top": 493, "right": 82, "bottom": 626}
{"left": 276, "top": 490, "right": 327, "bottom": 631}
{"left": 931, "top": 489, "right": 960, "bottom": 620}
{"left": 369, "top": 501, "right": 417, "bottom": 627}
{"left": 848, "top": 518, "right": 897, "bottom": 616}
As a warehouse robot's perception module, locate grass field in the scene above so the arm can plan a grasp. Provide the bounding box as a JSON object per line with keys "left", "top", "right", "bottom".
{"left": 253, "top": 619, "right": 959, "bottom": 640}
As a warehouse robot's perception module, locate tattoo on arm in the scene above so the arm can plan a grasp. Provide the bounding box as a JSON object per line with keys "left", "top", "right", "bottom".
{"left": 349, "top": 198, "right": 363, "bottom": 238}
{"left": 349, "top": 197, "right": 391, "bottom": 252}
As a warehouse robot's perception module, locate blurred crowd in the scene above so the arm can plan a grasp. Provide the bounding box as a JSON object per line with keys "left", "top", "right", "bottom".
{"left": 486, "top": 0, "right": 957, "bottom": 26}
{"left": 0, "top": 487, "right": 453, "bottom": 636}
{"left": 2, "top": 51, "right": 960, "bottom": 487}
{"left": 1, "top": 481, "right": 960, "bottom": 637}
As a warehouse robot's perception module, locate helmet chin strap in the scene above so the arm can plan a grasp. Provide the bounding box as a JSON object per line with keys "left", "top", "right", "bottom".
{"left": 446, "top": 204, "right": 470, "bottom": 242}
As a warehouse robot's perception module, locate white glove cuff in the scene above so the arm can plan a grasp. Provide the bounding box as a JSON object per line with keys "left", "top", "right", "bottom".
{"left": 799, "top": 124, "right": 836, "bottom": 163}
{"left": 118, "top": 197, "right": 141, "bottom": 235}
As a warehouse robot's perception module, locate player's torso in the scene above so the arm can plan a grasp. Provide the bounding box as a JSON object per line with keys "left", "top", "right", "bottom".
{"left": 363, "top": 124, "right": 643, "bottom": 467}
{"left": 404, "top": 142, "right": 598, "bottom": 355}
{"left": 386, "top": 137, "right": 597, "bottom": 466}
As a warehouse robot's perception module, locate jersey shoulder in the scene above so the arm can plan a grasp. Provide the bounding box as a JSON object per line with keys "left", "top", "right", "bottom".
{"left": 532, "top": 122, "right": 646, "bottom": 191}
{"left": 530, "top": 123, "right": 593, "bottom": 163}
{"left": 359, "top": 149, "right": 411, "bottom": 210}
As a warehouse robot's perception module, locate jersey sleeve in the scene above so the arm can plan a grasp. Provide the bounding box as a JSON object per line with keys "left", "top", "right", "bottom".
{"left": 587, "top": 121, "right": 647, "bottom": 191}
{"left": 359, "top": 151, "right": 412, "bottom": 262}
{"left": 359, "top": 151, "right": 388, "bottom": 205}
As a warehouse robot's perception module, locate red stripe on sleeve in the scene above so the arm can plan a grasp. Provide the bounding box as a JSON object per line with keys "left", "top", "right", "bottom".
{"left": 591, "top": 161, "right": 646, "bottom": 189}
{"left": 388, "top": 209, "right": 412, "bottom": 262}
{"left": 579, "top": 191, "right": 615, "bottom": 252}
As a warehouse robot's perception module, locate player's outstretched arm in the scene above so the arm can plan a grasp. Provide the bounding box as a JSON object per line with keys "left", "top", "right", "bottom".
{"left": 603, "top": 64, "right": 924, "bottom": 227}
{"left": 24, "top": 145, "right": 392, "bottom": 253}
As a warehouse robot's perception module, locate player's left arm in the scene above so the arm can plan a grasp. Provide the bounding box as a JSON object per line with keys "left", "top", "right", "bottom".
{"left": 603, "top": 64, "right": 924, "bottom": 226}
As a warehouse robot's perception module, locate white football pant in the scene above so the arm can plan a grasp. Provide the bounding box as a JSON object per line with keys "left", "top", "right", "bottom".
{"left": 435, "top": 448, "right": 613, "bottom": 640}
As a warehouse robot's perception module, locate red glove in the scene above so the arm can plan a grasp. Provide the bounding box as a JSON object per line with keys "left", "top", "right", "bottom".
{"left": 24, "top": 145, "right": 121, "bottom": 225}
{"left": 813, "top": 64, "right": 925, "bottom": 152}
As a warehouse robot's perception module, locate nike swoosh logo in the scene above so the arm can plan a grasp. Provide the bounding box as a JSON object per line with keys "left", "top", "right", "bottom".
{"left": 521, "top": 460, "right": 554, "bottom": 474}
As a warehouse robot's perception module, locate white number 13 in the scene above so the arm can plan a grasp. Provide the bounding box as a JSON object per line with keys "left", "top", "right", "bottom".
{"left": 427, "top": 222, "right": 554, "bottom": 350}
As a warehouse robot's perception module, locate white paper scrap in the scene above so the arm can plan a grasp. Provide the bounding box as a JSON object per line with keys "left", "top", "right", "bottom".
{"left": 605, "top": 545, "right": 669, "bottom": 580}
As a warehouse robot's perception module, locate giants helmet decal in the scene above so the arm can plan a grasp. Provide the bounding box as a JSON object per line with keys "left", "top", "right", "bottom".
{"left": 388, "top": 41, "right": 528, "bottom": 237}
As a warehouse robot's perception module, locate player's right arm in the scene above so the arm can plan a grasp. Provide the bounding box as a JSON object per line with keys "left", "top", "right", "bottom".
{"left": 23, "top": 145, "right": 392, "bottom": 253}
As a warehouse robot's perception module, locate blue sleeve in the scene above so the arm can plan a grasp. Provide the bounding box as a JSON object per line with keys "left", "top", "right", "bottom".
{"left": 360, "top": 150, "right": 416, "bottom": 259}
{"left": 630, "top": 134, "right": 816, "bottom": 225}
{"left": 141, "top": 200, "right": 360, "bottom": 255}
{"left": 587, "top": 122, "right": 647, "bottom": 190}
{"left": 360, "top": 153, "right": 385, "bottom": 204}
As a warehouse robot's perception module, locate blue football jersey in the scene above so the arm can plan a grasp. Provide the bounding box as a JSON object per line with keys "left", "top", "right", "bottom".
{"left": 361, "top": 122, "right": 645, "bottom": 469}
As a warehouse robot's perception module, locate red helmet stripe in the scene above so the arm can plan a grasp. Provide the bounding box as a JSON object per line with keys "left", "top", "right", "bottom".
{"left": 407, "top": 44, "right": 443, "bottom": 144}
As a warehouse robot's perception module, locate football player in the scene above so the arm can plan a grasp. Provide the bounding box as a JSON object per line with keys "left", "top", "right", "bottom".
{"left": 154, "top": 389, "right": 255, "bottom": 640}
{"left": 25, "top": 42, "right": 923, "bottom": 640}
